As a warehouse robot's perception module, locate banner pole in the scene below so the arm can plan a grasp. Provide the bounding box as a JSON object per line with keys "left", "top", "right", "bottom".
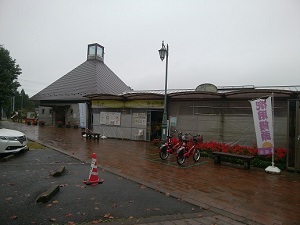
{"left": 272, "top": 92, "right": 275, "bottom": 167}
{"left": 265, "top": 93, "right": 281, "bottom": 174}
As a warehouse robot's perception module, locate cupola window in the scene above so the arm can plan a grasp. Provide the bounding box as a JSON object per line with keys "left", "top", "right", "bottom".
{"left": 87, "top": 43, "right": 104, "bottom": 61}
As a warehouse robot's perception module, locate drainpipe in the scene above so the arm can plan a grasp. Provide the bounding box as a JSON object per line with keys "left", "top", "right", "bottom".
{"left": 220, "top": 96, "right": 225, "bottom": 143}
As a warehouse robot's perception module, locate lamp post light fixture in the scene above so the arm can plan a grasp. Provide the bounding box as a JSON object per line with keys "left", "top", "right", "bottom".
{"left": 158, "top": 41, "right": 169, "bottom": 143}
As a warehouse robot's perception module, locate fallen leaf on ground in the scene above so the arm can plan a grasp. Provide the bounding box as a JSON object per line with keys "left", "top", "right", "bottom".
{"left": 103, "top": 213, "right": 111, "bottom": 218}
{"left": 52, "top": 200, "right": 59, "bottom": 204}
{"left": 49, "top": 218, "right": 56, "bottom": 222}
{"left": 65, "top": 213, "right": 72, "bottom": 217}
{"left": 153, "top": 208, "right": 160, "bottom": 211}
{"left": 10, "top": 216, "right": 17, "bottom": 220}
{"left": 46, "top": 204, "right": 52, "bottom": 207}
{"left": 198, "top": 214, "right": 203, "bottom": 218}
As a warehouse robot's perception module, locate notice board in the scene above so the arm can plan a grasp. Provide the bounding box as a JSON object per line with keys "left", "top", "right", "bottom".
{"left": 100, "top": 112, "right": 121, "bottom": 126}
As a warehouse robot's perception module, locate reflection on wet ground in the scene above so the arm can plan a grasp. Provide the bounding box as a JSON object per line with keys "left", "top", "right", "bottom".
{"left": 1, "top": 121, "right": 300, "bottom": 224}
{"left": 0, "top": 121, "right": 164, "bottom": 169}
{"left": 1, "top": 122, "right": 151, "bottom": 162}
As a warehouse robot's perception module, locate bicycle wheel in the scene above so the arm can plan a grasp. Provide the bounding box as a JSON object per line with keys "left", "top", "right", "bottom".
{"left": 159, "top": 146, "right": 169, "bottom": 160}
{"left": 177, "top": 149, "right": 186, "bottom": 165}
{"left": 193, "top": 149, "right": 201, "bottom": 162}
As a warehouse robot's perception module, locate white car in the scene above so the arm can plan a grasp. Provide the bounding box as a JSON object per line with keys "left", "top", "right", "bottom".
{"left": 0, "top": 128, "right": 29, "bottom": 154}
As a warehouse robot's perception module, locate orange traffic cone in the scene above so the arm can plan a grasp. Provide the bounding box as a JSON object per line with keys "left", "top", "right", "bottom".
{"left": 83, "top": 153, "right": 104, "bottom": 185}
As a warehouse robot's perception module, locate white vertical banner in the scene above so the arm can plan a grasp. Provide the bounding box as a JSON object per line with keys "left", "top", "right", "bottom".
{"left": 78, "top": 103, "right": 87, "bottom": 128}
{"left": 250, "top": 96, "right": 274, "bottom": 155}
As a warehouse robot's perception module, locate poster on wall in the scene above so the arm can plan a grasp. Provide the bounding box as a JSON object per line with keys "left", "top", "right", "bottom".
{"left": 78, "top": 103, "right": 87, "bottom": 128}
{"left": 100, "top": 112, "right": 121, "bottom": 126}
{"left": 170, "top": 116, "right": 177, "bottom": 127}
{"left": 133, "top": 113, "right": 147, "bottom": 126}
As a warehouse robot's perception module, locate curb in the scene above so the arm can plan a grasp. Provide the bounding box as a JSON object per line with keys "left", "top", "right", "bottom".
{"left": 36, "top": 185, "right": 60, "bottom": 203}
{"left": 0, "top": 154, "right": 14, "bottom": 162}
{"left": 36, "top": 164, "right": 66, "bottom": 203}
{"left": 50, "top": 165, "right": 65, "bottom": 177}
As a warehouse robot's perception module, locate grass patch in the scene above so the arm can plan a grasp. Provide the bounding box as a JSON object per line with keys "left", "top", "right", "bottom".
{"left": 28, "top": 141, "right": 47, "bottom": 149}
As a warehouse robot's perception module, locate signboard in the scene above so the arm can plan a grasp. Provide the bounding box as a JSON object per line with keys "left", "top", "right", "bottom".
{"left": 92, "top": 100, "right": 164, "bottom": 109}
{"left": 26, "top": 112, "right": 35, "bottom": 119}
{"left": 125, "top": 100, "right": 164, "bottom": 109}
{"left": 133, "top": 113, "right": 147, "bottom": 126}
{"left": 78, "top": 103, "right": 87, "bottom": 128}
{"left": 250, "top": 96, "right": 274, "bottom": 155}
{"left": 92, "top": 100, "right": 124, "bottom": 108}
{"left": 100, "top": 112, "right": 121, "bottom": 126}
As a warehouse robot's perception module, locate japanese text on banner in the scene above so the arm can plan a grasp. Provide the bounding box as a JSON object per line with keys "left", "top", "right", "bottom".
{"left": 250, "top": 96, "right": 274, "bottom": 155}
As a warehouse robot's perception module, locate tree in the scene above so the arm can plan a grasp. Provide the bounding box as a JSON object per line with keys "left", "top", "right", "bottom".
{"left": 5, "top": 89, "right": 37, "bottom": 121}
{"left": 0, "top": 45, "right": 21, "bottom": 119}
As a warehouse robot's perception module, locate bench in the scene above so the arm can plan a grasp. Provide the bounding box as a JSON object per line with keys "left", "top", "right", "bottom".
{"left": 212, "top": 152, "right": 254, "bottom": 169}
{"left": 82, "top": 131, "right": 100, "bottom": 139}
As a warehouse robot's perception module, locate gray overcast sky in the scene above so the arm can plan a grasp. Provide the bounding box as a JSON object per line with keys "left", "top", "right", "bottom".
{"left": 1, "top": 0, "right": 300, "bottom": 97}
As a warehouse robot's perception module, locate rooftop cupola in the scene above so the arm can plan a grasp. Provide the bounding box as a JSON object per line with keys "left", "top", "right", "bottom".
{"left": 87, "top": 43, "right": 104, "bottom": 61}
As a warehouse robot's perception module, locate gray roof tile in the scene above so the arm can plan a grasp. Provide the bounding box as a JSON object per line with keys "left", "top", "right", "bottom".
{"left": 30, "top": 59, "right": 132, "bottom": 101}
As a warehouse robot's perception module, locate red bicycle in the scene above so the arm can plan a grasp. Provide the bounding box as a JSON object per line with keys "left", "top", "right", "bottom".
{"left": 176, "top": 133, "right": 203, "bottom": 165}
{"left": 159, "top": 130, "right": 183, "bottom": 160}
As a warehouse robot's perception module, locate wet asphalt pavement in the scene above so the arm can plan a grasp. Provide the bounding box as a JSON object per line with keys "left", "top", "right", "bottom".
{"left": 0, "top": 148, "right": 202, "bottom": 225}
{"left": 2, "top": 121, "right": 300, "bottom": 225}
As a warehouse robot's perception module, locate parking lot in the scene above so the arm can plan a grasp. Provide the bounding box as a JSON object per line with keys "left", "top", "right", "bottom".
{"left": 1, "top": 121, "right": 300, "bottom": 225}
{"left": 0, "top": 148, "right": 212, "bottom": 225}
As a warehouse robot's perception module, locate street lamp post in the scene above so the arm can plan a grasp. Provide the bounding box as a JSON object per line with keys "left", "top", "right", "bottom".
{"left": 158, "top": 41, "right": 169, "bottom": 143}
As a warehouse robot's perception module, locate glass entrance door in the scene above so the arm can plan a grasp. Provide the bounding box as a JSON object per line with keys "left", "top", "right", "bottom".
{"left": 295, "top": 100, "right": 300, "bottom": 172}
{"left": 287, "top": 100, "right": 300, "bottom": 172}
{"left": 146, "top": 111, "right": 151, "bottom": 142}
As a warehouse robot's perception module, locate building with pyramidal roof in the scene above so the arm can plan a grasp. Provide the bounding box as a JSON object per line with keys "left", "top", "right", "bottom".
{"left": 31, "top": 43, "right": 132, "bottom": 126}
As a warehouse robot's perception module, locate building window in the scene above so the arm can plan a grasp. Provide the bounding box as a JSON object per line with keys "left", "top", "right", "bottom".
{"left": 97, "top": 46, "right": 103, "bottom": 58}
{"left": 88, "top": 45, "right": 95, "bottom": 56}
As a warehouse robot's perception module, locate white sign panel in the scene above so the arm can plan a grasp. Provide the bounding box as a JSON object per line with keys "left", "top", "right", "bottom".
{"left": 78, "top": 103, "right": 87, "bottom": 128}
